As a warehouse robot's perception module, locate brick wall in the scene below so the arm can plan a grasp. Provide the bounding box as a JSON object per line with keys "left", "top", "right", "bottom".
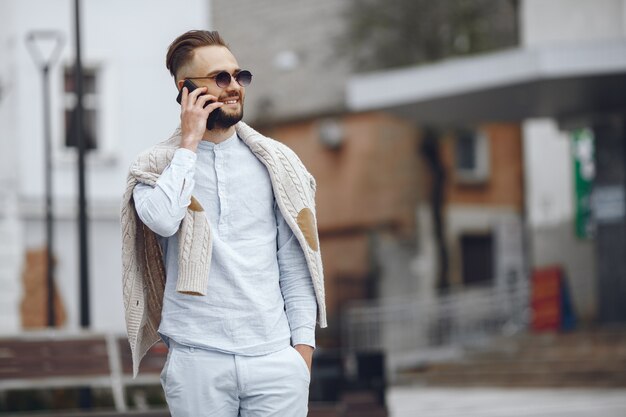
{"left": 260, "top": 112, "right": 421, "bottom": 325}
{"left": 442, "top": 123, "right": 524, "bottom": 209}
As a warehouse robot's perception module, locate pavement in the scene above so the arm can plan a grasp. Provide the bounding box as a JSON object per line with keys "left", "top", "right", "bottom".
{"left": 387, "top": 386, "right": 626, "bottom": 417}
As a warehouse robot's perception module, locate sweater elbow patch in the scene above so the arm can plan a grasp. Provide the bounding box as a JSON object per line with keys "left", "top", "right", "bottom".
{"left": 188, "top": 196, "right": 204, "bottom": 212}
{"left": 297, "top": 208, "right": 319, "bottom": 252}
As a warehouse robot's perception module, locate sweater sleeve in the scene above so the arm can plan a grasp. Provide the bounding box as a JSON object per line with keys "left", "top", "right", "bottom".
{"left": 133, "top": 148, "right": 197, "bottom": 237}
{"left": 276, "top": 201, "right": 317, "bottom": 349}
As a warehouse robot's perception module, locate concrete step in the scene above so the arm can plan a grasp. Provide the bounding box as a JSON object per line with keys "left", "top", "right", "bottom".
{"left": 399, "top": 329, "right": 626, "bottom": 388}
{"left": 419, "top": 370, "right": 626, "bottom": 388}
{"left": 431, "top": 358, "right": 626, "bottom": 373}
{"left": 471, "top": 344, "right": 626, "bottom": 362}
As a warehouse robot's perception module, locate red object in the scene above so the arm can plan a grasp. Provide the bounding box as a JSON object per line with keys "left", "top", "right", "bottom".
{"left": 531, "top": 266, "right": 563, "bottom": 332}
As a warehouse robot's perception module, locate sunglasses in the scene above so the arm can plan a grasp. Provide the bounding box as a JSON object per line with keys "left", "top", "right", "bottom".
{"left": 187, "top": 70, "right": 253, "bottom": 88}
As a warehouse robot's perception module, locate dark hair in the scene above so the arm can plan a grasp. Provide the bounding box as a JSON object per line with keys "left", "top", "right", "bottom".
{"left": 166, "top": 30, "right": 229, "bottom": 79}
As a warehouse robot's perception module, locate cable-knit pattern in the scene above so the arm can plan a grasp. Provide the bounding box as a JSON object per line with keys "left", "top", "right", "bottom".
{"left": 121, "top": 122, "right": 327, "bottom": 377}
{"left": 148, "top": 152, "right": 158, "bottom": 175}
{"left": 254, "top": 146, "right": 299, "bottom": 217}
{"left": 121, "top": 127, "right": 212, "bottom": 377}
{"left": 275, "top": 147, "right": 313, "bottom": 208}
{"left": 179, "top": 213, "right": 194, "bottom": 264}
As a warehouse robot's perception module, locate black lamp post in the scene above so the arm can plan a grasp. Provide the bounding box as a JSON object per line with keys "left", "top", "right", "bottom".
{"left": 25, "top": 30, "right": 65, "bottom": 328}
{"left": 73, "top": 0, "right": 92, "bottom": 408}
{"left": 74, "top": 0, "right": 90, "bottom": 331}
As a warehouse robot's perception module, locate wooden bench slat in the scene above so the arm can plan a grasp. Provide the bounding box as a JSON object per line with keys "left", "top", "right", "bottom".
{"left": 0, "top": 339, "right": 107, "bottom": 348}
{"left": 0, "top": 355, "right": 111, "bottom": 377}
{"left": 1, "top": 368, "right": 111, "bottom": 379}
{"left": 0, "top": 354, "right": 110, "bottom": 365}
{"left": 0, "top": 375, "right": 114, "bottom": 390}
{"left": 0, "top": 338, "right": 112, "bottom": 380}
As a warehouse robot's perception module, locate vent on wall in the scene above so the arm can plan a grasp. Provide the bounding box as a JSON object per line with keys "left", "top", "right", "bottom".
{"left": 318, "top": 118, "right": 344, "bottom": 149}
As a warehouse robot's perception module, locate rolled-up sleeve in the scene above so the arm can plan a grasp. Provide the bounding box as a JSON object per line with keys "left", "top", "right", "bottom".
{"left": 133, "top": 148, "right": 197, "bottom": 237}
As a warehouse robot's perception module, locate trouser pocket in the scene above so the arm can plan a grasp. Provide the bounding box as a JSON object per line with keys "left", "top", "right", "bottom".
{"left": 289, "top": 346, "right": 311, "bottom": 382}
{"left": 160, "top": 345, "right": 176, "bottom": 390}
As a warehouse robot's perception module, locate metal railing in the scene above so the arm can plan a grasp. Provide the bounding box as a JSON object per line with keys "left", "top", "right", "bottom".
{"left": 343, "top": 281, "right": 530, "bottom": 358}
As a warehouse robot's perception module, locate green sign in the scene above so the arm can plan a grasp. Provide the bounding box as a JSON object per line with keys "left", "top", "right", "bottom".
{"left": 571, "top": 129, "right": 595, "bottom": 239}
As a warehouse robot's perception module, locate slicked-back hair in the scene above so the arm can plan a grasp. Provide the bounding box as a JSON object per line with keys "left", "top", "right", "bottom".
{"left": 166, "top": 30, "right": 229, "bottom": 79}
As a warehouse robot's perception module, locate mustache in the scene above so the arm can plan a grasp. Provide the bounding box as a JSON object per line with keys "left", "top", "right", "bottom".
{"left": 219, "top": 93, "right": 241, "bottom": 101}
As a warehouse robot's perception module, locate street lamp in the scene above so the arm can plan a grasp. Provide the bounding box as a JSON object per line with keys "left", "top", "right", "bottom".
{"left": 25, "top": 30, "right": 65, "bottom": 328}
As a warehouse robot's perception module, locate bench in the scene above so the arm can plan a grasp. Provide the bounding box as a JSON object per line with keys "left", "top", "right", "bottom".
{"left": 0, "top": 331, "right": 165, "bottom": 412}
{"left": 0, "top": 332, "right": 387, "bottom": 416}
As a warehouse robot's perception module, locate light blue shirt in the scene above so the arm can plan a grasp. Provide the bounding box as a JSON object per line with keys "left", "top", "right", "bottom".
{"left": 133, "top": 132, "right": 317, "bottom": 355}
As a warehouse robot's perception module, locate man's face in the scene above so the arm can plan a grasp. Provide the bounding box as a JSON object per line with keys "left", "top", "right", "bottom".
{"left": 177, "top": 46, "right": 245, "bottom": 129}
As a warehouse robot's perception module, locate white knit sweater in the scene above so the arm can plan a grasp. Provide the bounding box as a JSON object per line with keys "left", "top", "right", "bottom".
{"left": 121, "top": 122, "right": 326, "bottom": 377}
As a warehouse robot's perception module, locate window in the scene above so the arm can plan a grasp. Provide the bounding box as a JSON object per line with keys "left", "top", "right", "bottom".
{"left": 460, "top": 233, "right": 494, "bottom": 285}
{"left": 63, "top": 67, "right": 98, "bottom": 150}
{"left": 454, "top": 129, "right": 490, "bottom": 184}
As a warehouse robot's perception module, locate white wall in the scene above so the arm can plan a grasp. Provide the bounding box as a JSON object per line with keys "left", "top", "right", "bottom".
{"left": 14, "top": 0, "right": 209, "bottom": 203}
{"left": 9, "top": 0, "right": 209, "bottom": 333}
{"left": 522, "top": 0, "right": 626, "bottom": 47}
{"left": 0, "top": 1, "right": 18, "bottom": 183}
{"left": 0, "top": 1, "right": 24, "bottom": 333}
{"left": 523, "top": 119, "right": 574, "bottom": 227}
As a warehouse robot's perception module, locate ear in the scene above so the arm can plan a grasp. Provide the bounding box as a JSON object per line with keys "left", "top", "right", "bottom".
{"left": 176, "top": 79, "right": 185, "bottom": 91}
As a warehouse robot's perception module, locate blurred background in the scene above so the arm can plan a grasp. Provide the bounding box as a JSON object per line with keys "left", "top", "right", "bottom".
{"left": 1, "top": 0, "right": 626, "bottom": 416}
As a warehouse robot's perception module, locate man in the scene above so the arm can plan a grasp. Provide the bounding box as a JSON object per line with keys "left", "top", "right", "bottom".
{"left": 120, "top": 30, "right": 327, "bottom": 416}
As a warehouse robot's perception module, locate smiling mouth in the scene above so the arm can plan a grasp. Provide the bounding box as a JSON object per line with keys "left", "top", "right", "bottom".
{"left": 221, "top": 95, "right": 240, "bottom": 105}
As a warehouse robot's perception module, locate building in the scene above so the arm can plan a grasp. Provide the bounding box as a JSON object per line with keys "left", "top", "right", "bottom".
{"left": 348, "top": 0, "right": 626, "bottom": 326}
{"left": 212, "top": 0, "right": 528, "bottom": 350}
{"left": 0, "top": 0, "right": 210, "bottom": 334}
{"left": 4, "top": 0, "right": 622, "bottom": 350}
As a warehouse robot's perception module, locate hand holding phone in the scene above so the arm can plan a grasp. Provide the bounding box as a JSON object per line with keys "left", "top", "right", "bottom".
{"left": 176, "top": 79, "right": 208, "bottom": 105}
{"left": 176, "top": 79, "right": 221, "bottom": 131}
{"left": 177, "top": 80, "right": 224, "bottom": 151}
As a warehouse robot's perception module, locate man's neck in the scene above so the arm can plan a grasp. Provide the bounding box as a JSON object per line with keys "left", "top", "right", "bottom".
{"left": 202, "top": 125, "right": 236, "bottom": 144}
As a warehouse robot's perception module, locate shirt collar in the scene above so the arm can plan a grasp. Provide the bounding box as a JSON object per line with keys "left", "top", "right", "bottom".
{"left": 197, "top": 131, "right": 238, "bottom": 151}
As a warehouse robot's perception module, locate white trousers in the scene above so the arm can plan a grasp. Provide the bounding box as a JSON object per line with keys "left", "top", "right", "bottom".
{"left": 160, "top": 341, "right": 310, "bottom": 417}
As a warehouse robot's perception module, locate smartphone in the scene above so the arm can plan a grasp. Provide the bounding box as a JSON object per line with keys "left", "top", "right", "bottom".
{"left": 176, "top": 79, "right": 219, "bottom": 130}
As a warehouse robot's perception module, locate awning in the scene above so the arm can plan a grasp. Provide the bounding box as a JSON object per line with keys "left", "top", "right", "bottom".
{"left": 347, "top": 40, "right": 626, "bottom": 125}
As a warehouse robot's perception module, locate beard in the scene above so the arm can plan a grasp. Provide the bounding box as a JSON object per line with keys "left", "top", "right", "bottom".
{"left": 208, "top": 104, "right": 244, "bottom": 130}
